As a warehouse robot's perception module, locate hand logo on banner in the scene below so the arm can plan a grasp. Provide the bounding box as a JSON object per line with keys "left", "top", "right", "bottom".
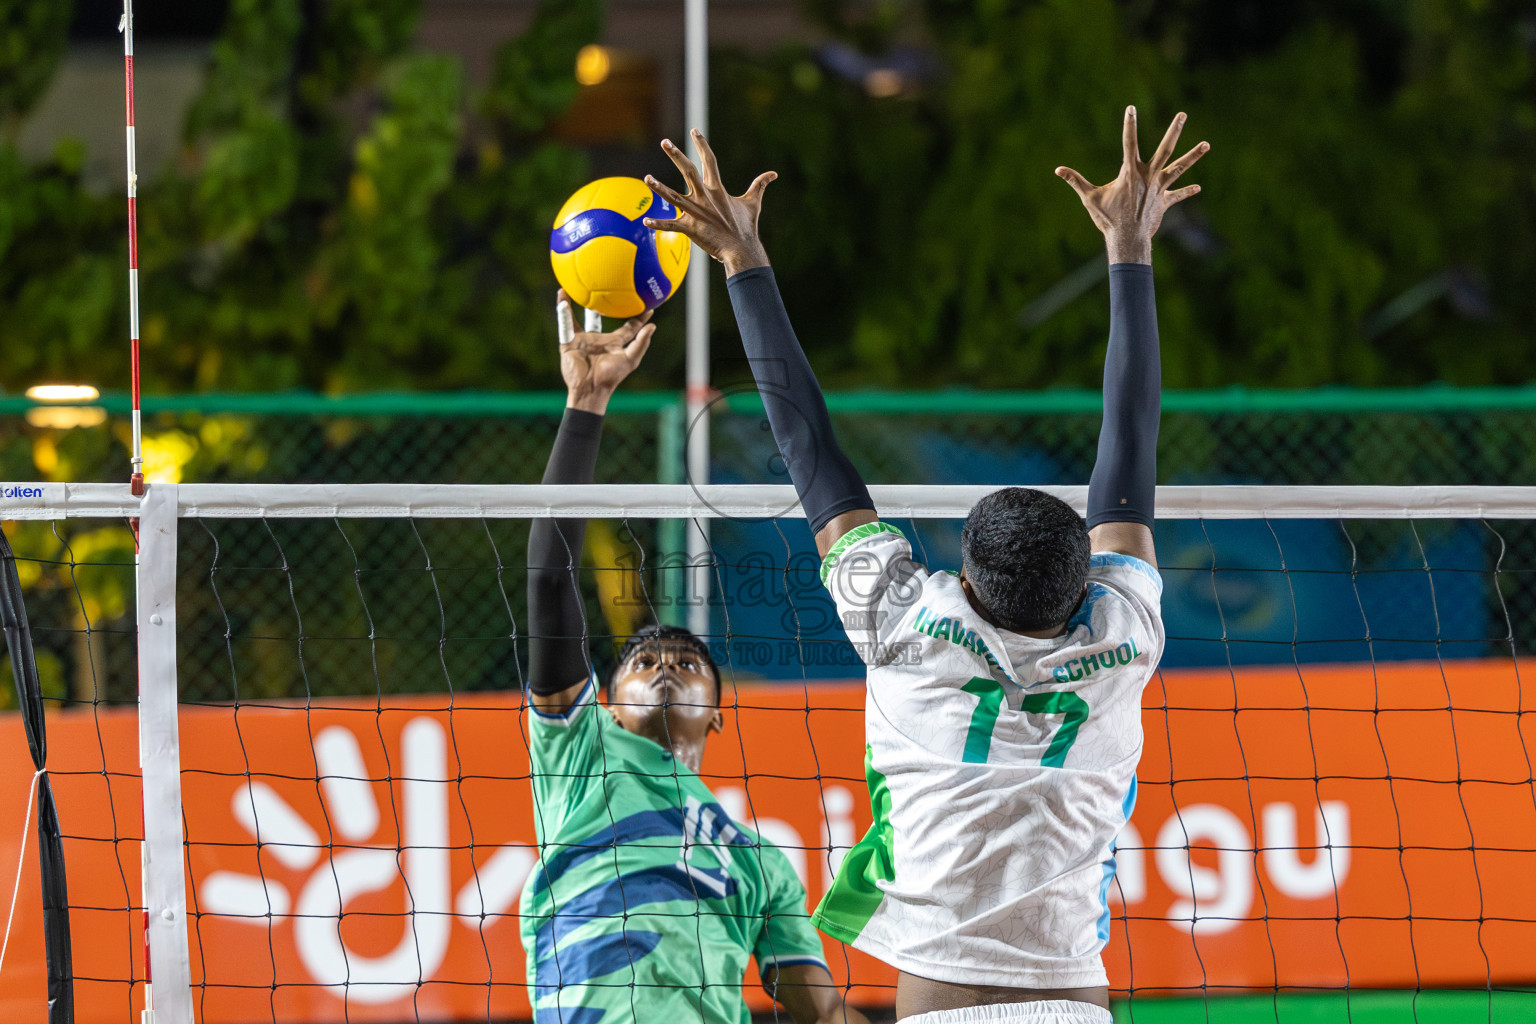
{"left": 198, "top": 718, "right": 536, "bottom": 1005}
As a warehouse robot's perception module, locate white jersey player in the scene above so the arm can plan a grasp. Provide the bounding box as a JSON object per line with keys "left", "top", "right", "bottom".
{"left": 814, "top": 525, "right": 1165, "bottom": 997}
{"left": 645, "top": 109, "right": 1209, "bottom": 1023}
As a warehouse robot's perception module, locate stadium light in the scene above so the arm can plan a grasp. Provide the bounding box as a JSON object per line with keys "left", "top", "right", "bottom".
{"left": 575, "top": 45, "right": 611, "bottom": 86}
{"left": 26, "top": 384, "right": 101, "bottom": 402}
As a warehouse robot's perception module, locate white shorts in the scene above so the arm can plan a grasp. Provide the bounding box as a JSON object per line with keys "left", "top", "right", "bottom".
{"left": 902, "top": 1001, "right": 1113, "bottom": 1024}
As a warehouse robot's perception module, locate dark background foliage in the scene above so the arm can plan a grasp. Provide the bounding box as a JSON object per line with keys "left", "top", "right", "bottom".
{"left": 1, "top": 0, "right": 1532, "bottom": 394}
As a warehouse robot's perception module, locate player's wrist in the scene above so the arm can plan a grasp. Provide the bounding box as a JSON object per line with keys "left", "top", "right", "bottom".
{"left": 566, "top": 386, "right": 612, "bottom": 415}
{"left": 1104, "top": 230, "right": 1153, "bottom": 266}
{"left": 722, "top": 241, "right": 771, "bottom": 277}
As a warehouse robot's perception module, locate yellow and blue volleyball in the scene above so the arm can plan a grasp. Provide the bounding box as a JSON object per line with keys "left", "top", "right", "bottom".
{"left": 549, "top": 177, "right": 691, "bottom": 319}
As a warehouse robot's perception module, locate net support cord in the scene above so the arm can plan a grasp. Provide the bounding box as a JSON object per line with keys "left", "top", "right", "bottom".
{"left": 135, "top": 484, "right": 193, "bottom": 1024}
{"left": 0, "top": 530, "right": 75, "bottom": 1023}
{"left": 7, "top": 482, "right": 1536, "bottom": 521}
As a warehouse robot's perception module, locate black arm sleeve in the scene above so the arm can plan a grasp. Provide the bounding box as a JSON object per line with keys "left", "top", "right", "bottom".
{"left": 725, "top": 265, "right": 874, "bottom": 534}
{"left": 1086, "top": 263, "right": 1161, "bottom": 529}
{"left": 526, "top": 408, "right": 603, "bottom": 695}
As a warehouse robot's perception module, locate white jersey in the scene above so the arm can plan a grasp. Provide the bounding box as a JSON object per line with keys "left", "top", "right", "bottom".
{"left": 810, "top": 522, "right": 1165, "bottom": 989}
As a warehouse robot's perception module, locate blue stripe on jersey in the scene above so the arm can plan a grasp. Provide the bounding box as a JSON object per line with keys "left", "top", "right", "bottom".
{"left": 534, "top": 864, "right": 741, "bottom": 980}
{"left": 1097, "top": 776, "right": 1139, "bottom": 944}
{"left": 535, "top": 928, "right": 664, "bottom": 994}
{"left": 533, "top": 808, "right": 684, "bottom": 895}
{"left": 1066, "top": 583, "right": 1107, "bottom": 636}
{"left": 535, "top": 1007, "right": 607, "bottom": 1024}
{"left": 1095, "top": 862, "right": 1116, "bottom": 945}
{"left": 757, "top": 955, "right": 830, "bottom": 971}
{"left": 1089, "top": 551, "right": 1163, "bottom": 592}
{"left": 532, "top": 803, "right": 750, "bottom": 897}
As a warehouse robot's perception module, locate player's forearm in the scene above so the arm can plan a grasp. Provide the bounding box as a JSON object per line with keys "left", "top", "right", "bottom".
{"left": 725, "top": 266, "right": 874, "bottom": 534}
{"left": 526, "top": 407, "right": 603, "bottom": 695}
{"left": 1086, "top": 263, "right": 1160, "bottom": 528}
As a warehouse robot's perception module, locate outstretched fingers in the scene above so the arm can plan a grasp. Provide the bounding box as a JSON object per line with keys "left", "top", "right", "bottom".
{"left": 638, "top": 216, "right": 681, "bottom": 234}
{"left": 1148, "top": 112, "right": 1186, "bottom": 173}
{"left": 1166, "top": 183, "right": 1202, "bottom": 206}
{"left": 614, "top": 308, "right": 656, "bottom": 343}
{"left": 1161, "top": 140, "right": 1211, "bottom": 185}
{"left": 1055, "top": 166, "right": 1096, "bottom": 199}
{"left": 660, "top": 138, "right": 705, "bottom": 197}
{"left": 644, "top": 175, "right": 701, "bottom": 221}
{"left": 1122, "top": 105, "right": 1141, "bottom": 168}
{"left": 691, "top": 129, "right": 723, "bottom": 190}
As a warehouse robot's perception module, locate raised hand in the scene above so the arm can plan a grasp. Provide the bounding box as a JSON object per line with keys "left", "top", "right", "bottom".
{"left": 557, "top": 290, "right": 655, "bottom": 414}
{"left": 643, "top": 129, "right": 777, "bottom": 277}
{"left": 1056, "top": 107, "right": 1209, "bottom": 265}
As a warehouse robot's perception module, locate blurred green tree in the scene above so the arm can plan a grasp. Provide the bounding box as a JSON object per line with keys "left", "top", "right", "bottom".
{"left": 0, "top": 0, "right": 602, "bottom": 396}
{"left": 713, "top": 0, "right": 1536, "bottom": 388}
{"left": 138, "top": 0, "right": 602, "bottom": 393}
{"left": 0, "top": 0, "right": 1533, "bottom": 393}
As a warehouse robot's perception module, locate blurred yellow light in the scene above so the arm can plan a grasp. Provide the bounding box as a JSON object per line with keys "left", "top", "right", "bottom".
{"left": 142, "top": 430, "right": 199, "bottom": 485}
{"left": 26, "top": 406, "right": 108, "bottom": 429}
{"left": 576, "top": 45, "right": 611, "bottom": 86}
{"left": 26, "top": 384, "right": 100, "bottom": 402}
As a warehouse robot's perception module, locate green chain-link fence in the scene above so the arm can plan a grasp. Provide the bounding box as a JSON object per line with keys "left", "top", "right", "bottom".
{"left": 5, "top": 387, "right": 1536, "bottom": 707}
{"left": 9, "top": 386, "right": 1536, "bottom": 488}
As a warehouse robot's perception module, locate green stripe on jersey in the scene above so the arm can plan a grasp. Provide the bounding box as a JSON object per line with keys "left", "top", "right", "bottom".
{"left": 812, "top": 745, "right": 895, "bottom": 943}
{"left": 819, "top": 521, "right": 906, "bottom": 585}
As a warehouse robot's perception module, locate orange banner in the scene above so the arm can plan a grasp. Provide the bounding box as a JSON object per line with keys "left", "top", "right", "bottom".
{"left": 0, "top": 659, "right": 1532, "bottom": 1021}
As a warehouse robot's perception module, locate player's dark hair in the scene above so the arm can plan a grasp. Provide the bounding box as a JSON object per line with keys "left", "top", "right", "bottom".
{"left": 608, "top": 624, "right": 722, "bottom": 703}
{"left": 961, "top": 487, "right": 1091, "bottom": 632}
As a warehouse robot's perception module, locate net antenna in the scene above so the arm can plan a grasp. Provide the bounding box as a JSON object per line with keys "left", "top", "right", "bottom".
{"left": 121, "top": 0, "right": 144, "bottom": 498}
{"left": 120, "top": 4, "right": 169, "bottom": 1023}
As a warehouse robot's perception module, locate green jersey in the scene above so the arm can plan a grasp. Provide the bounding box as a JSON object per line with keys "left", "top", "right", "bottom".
{"left": 520, "top": 681, "right": 827, "bottom": 1024}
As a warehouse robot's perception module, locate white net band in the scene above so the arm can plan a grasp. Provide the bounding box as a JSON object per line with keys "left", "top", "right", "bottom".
{"left": 7, "top": 481, "right": 1536, "bottom": 520}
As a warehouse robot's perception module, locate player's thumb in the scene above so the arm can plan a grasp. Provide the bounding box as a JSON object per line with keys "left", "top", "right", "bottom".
{"left": 746, "top": 171, "right": 778, "bottom": 203}
{"left": 1055, "top": 166, "right": 1091, "bottom": 197}
{"left": 627, "top": 322, "right": 656, "bottom": 363}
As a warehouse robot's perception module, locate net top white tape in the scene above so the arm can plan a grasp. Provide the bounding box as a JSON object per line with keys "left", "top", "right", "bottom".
{"left": 5, "top": 482, "right": 1536, "bottom": 520}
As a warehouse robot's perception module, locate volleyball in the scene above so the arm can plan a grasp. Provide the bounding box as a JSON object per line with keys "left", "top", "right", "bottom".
{"left": 549, "top": 176, "right": 691, "bottom": 319}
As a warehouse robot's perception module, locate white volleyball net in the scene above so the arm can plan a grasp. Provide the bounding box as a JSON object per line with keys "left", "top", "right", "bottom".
{"left": 2, "top": 483, "right": 1535, "bottom": 1023}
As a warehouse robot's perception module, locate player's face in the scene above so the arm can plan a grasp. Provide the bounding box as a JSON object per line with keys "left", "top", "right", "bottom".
{"left": 608, "top": 640, "right": 722, "bottom": 747}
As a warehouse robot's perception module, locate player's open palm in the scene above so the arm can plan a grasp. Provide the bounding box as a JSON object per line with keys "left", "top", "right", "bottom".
{"left": 1057, "top": 107, "right": 1209, "bottom": 262}
{"left": 644, "top": 129, "right": 776, "bottom": 276}
{"left": 557, "top": 289, "right": 655, "bottom": 399}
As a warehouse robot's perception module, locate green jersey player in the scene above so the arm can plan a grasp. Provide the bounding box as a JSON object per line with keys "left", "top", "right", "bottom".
{"left": 645, "top": 108, "right": 1208, "bottom": 1024}
{"left": 520, "top": 292, "right": 870, "bottom": 1024}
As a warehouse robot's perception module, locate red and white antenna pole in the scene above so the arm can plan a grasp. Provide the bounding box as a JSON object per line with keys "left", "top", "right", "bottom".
{"left": 121, "top": 7, "right": 154, "bottom": 1022}
{"left": 123, "top": 0, "right": 144, "bottom": 498}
